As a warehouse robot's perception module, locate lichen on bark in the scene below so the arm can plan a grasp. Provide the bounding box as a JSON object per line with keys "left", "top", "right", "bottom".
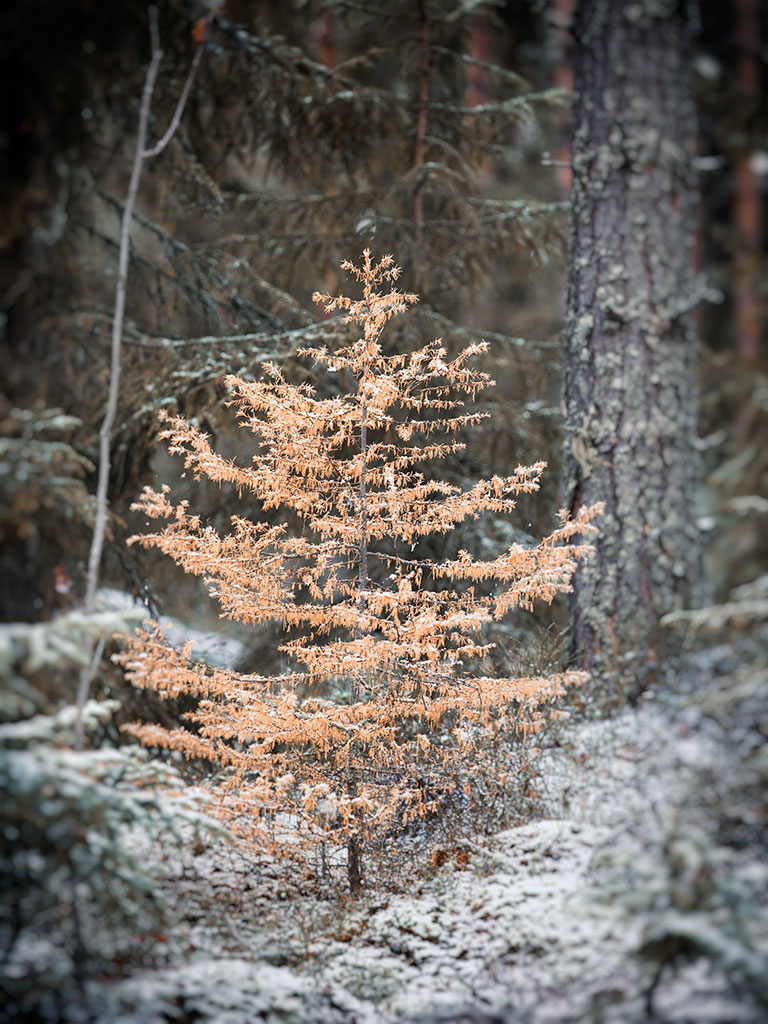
{"left": 562, "top": 0, "right": 702, "bottom": 700}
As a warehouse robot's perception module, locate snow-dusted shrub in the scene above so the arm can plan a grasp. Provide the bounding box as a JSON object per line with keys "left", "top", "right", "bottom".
{"left": 91, "top": 959, "right": 349, "bottom": 1024}
{"left": 593, "top": 656, "right": 768, "bottom": 1017}
{"left": 0, "top": 700, "right": 224, "bottom": 1021}
{"left": 599, "top": 823, "right": 768, "bottom": 1015}
{"left": 0, "top": 604, "right": 145, "bottom": 722}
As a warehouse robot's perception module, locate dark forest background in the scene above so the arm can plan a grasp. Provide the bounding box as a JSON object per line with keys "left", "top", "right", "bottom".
{"left": 1, "top": 0, "right": 765, "bottom": 634}
{"left": 1, "top": 1, "right": 767, "bottom": 1021}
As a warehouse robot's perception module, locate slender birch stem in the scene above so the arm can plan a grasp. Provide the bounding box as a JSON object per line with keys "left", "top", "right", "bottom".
{"left": 82, "top": 20, "right": 162, "bottom": 621}
{"left": 76, "top": 6, "right": 204, "bottom": 748}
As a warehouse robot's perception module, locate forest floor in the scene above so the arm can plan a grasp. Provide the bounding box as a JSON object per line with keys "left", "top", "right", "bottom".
{"left": 83, "top": 648, "right": 767, "bottom": 1024}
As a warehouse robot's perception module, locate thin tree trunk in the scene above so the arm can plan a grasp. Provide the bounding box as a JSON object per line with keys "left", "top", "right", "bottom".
{"left": 353, "top": 400, "right": 369, "bottom": 698}
{"left": 74, "top": 16, "right": 164, "bottom": 749}
{"left": 347, "top": 835, "right": 362, "bottom": 892}
{"left": 75, "top": 8, "right": 205, "bottom": 748}
{"left": 562, "top": 0, "right": 701, "bottom": 701}
{"left": 82, "top": 17, "right": 162, "bottom": 620}
{"left": 347, "top": 397, "right": 369, "bottom": 891}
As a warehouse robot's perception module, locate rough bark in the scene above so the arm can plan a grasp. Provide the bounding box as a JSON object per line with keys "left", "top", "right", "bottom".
{"left": 563, "top": 0, "right": 701, "bottom": 699}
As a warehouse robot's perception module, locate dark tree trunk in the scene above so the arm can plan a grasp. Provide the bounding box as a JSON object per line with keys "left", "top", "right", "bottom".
{"left": 563, "top": 0, "right": 701, "bottom": 699}
{"left": 347, "top": 834, "right": 362, "bottom": 892}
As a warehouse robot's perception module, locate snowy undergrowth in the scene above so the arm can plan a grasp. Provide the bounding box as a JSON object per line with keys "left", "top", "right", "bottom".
{"left": 83, "top": 684, "right": 766, "bottom": 1024}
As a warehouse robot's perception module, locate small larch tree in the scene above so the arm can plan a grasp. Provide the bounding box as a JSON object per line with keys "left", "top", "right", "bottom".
{"left": 118, "top": 252, "right": 599, "bottom": 890}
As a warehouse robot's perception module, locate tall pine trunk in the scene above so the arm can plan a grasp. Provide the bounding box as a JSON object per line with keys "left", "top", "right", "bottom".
{"left": 563, "top": 0, "right": 701, "bottom": 699}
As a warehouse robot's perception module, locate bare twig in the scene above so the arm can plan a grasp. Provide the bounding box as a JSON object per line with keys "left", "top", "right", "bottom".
{"left": 123, "top": 320, "right": 344, "bottom": 349}
{"left": 143, "top": 43, "right": 204, "bottom": 158}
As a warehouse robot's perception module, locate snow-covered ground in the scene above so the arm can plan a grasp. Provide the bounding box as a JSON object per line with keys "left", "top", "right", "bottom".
{"left": 90, "top": 688, "right": 767, "bottom": 1024}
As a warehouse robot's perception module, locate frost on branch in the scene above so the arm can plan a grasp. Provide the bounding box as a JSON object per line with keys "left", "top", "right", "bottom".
{"left": 117, "top": 252, "right": 601, "bottom": 889}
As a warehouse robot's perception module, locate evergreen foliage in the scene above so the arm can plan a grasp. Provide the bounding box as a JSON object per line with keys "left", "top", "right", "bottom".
{"left": 0, "top": 697, "right": 224, "bottom": 1019}
{"left": 0, "top": 403, "right": 96, "bottom": 622}
{"left": 596, "top": 661, "right": 768, "bottom": 1016}
{"left": 118, "top": 252, "right": 600, "bottom": 890}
